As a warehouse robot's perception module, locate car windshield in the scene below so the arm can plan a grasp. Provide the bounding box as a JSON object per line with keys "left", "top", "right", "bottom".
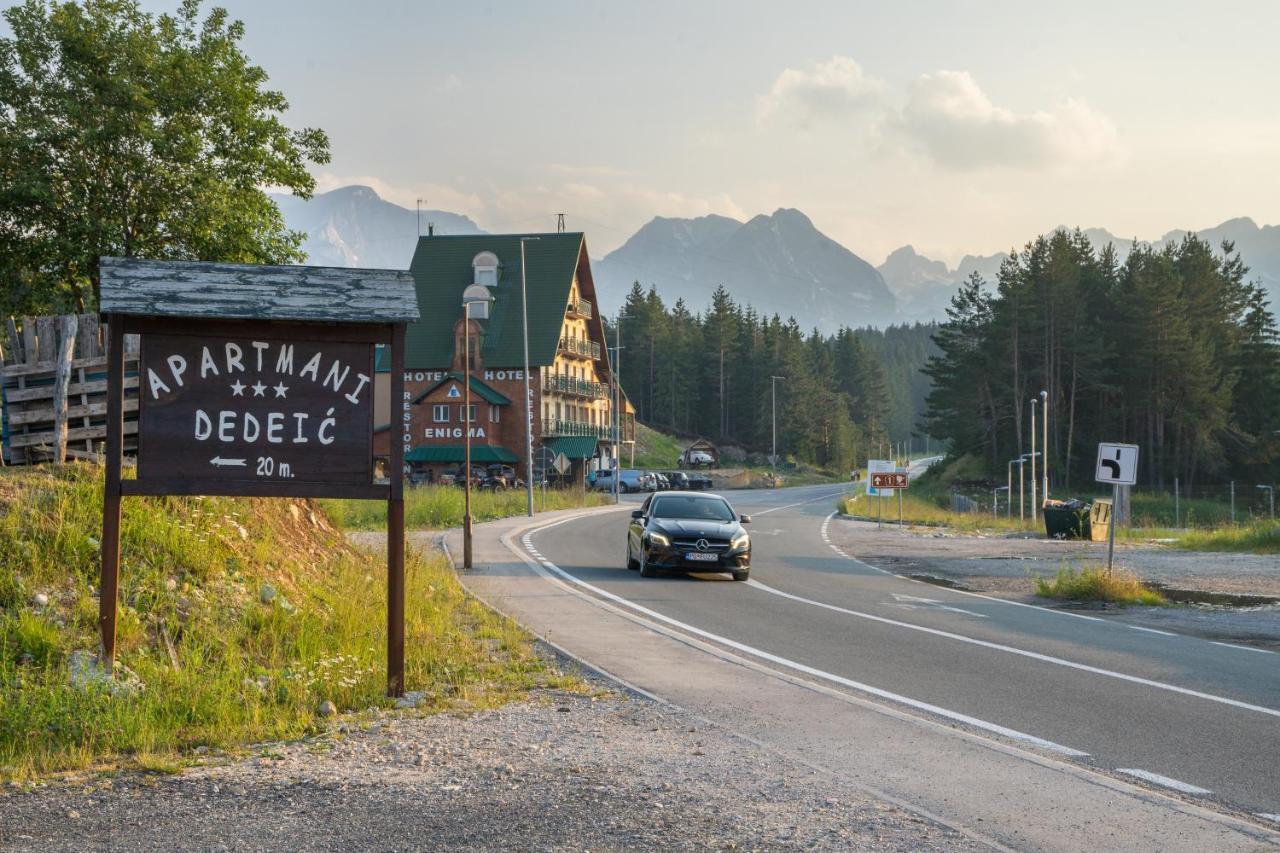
{"left": 651, "top": 495, "right": 735, "bottom": 522}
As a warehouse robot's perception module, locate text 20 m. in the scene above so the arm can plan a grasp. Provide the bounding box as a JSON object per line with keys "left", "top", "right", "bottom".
{"left": 256, "top": 456, "right": 294, "bottom": 478}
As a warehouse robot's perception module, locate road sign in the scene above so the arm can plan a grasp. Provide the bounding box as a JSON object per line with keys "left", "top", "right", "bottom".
{"left": 866, "top": 459, "right": 895, "bottom": 496}
{"left": 1095, "top": 442, "right": 1139, "bottom": 486}
{"left": 138, "top": 335, "right": 374, "bottom": 489}
{"left": 553, "top": 452, "right": 571, "bottom": 475}
{"left": 871, "top": 472, "right": 908, "bottom": 490}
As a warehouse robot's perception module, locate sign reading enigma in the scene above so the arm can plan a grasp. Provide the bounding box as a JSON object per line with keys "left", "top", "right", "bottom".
{"left": 139, "top": 335, "right": 374, "bottom": 486}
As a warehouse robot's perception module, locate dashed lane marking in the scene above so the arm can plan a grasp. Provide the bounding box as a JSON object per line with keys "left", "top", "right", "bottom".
{"left": 1129, "top": 626, "right": 1178, "bottom": 636}
{"left": 1115, "top": 769, "right": 1212, "bottom": 795}
{"left": 1210, "top": 641, "right": 1276, "bottom": 655}
{"left": 521, "top": 527, "right": 1089, "bottom": 758}
{"left": 745, "top": 579, "right": 1280, "bottom": 721}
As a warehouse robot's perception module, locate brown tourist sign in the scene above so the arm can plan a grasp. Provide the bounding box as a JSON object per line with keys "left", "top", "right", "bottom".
{"left": 138, "top": 334, "right": 375, "bottom": 488}
{"left": 97, "top": 257, "right": 419, "bottom": 695}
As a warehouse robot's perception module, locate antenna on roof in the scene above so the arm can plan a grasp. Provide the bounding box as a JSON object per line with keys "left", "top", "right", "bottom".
{"left": 556, "top": 213, "right": 566, "bottom": 233}
{"left": 428, "top": 222, "right": 435, "bottom": 236}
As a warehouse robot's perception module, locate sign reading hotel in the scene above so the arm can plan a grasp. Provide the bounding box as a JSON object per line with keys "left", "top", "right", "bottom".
{"left": 139, "top": 335, "right": 373, "bottom": 486}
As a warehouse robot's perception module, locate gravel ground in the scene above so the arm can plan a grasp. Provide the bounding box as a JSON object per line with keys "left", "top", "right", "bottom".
{"left": 0, "top": 675, "right": 972, "bottom": 851}
{"left": 835, "top": 520, "right": 1280, "bottom": 646}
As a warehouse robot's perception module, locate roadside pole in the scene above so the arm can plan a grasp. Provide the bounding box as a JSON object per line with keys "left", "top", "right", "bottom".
{"left": 878, "top": 492, "right": 882, "bottom": 530}
{"left": 1107, "top": 483, "right": 1118, "bottom": 576}
{"left": 1174, "top": 477, "right": 1180, "bottom": 529}
{"left": 898, "top": 487, "right": 903, "bottom": 531}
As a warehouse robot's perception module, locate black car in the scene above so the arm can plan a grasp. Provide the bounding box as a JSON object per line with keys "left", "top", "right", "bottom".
{"left": 683, "top": 471, "right": 713, "bottom": 491}
{"left": 626, "top": 491, "right": 751, "bottom": 581}
{"left": 662, "top": 471, "right": 690, "bottom": 490}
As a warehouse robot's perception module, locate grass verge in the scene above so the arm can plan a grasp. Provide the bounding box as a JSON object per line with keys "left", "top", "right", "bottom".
{"left": 839, "top": 491, "right": 1036, "bottom": 534}
{"left": 320, "top": 484, "right": 609, "bottom": 531}
{"left": 1172, "top": 522, "right": 1280, "bottom": 554}
{"left": 0, "top": 464, "right": 577, "bottom": 781}
{"left": 1033, "top": 566, "right": 1167, "bottom": 606}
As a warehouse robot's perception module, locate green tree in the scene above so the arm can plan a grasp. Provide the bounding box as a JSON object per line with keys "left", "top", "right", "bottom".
{"left": 0, "top": 0, "right": 330, "bottom": 313}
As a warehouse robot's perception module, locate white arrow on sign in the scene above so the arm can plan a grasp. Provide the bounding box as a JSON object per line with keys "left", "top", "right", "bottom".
{"left": 210, "top": 456, "right": 247, "bottom": 467}
{"left": 888, "top": 593, "right": 987, "bottom": 618}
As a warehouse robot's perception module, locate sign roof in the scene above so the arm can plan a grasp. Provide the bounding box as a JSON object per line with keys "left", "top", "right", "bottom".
{"left": 99, "top": 257, "right": 419, "bottom": 324}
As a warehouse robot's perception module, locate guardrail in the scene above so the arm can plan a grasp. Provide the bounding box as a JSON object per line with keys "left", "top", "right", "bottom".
{"left": 542, "top": 418, "right": 613, "bottom": 439}
{"left": 543, "top": 374, "right": 609, "bottom": 399}
{"left": 566, "top": 298, "right": 593, "bottom": 319}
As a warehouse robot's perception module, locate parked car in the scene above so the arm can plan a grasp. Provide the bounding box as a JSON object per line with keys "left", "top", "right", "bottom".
{"left": 486, "top": 464, "right": 523, "bottom": 490}
{"left": 592, "top": 468, "right": 649, "bottom": 493}
{"left": 662, "top": 471, "right": 690, "bottom": 490}
{"left": 653, "top": 472, "right": 672, "bottom": 491}
{"left": 683, "top": 471, "right": 713, "bottom": 491}
{"left": 678, "top": 449, "right": 716, "bottom": 469}
{"left": 626, "top": 491, "right": 751, "bottom": 580}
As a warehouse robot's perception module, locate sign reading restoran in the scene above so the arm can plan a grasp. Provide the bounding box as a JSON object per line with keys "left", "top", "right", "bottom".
{"left": 138, "top": 334, "right": 374, "bottom": 487}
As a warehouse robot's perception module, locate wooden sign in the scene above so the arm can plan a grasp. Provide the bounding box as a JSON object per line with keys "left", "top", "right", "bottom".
{"left": 98, "top": 257, "right": 418, "bottom": 696}
{"left": 138, "top": 334, "right": 374, "bottom": 490}
{"left": 871, "top": 472, "right": 909, "bottom": 490}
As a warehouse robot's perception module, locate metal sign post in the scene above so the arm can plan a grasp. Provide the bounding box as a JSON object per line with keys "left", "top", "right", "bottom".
{"left": 1095, "top": 442, "right": 1140, "bottom": 578}
{"left": 98, "top": 257, "right": 418, "bottom": 697}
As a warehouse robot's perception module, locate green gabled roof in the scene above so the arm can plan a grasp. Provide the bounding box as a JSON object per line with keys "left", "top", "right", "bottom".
{"left": 404, "top": 445, "right": 518, "bottom": 464}
{"left": 411, "top": 372, "right": 511, "bottom": 406}
{"left": 404, "top": 233, "right": 588, "bottom": 369}
{"left": 543, "top": 435, "right": 601, "bottom": 460}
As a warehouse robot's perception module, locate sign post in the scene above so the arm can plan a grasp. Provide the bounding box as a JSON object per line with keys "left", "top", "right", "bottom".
{"left": 98, "top": 258, "right": 419, "bottom": 696}
{"left": 870, "top": 471, "right": 909, "bottom": 532}
{"left": 1095, "top": 442, "right": 1139, "bottom": 575}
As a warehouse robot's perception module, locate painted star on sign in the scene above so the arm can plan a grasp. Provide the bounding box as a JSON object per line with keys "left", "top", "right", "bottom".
{"left": 251, "top": 381, "right": 267, "bottom": 397}
{"left": 230, "top": 380, "right": 245, "bottom": 396}
{"left": 273, "top": 382, "right": 288, "bottom": 399}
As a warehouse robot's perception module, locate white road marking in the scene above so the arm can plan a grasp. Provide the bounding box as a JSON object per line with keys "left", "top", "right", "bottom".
{"left": 751, "top": 488, "right": 852, "bottom": 517}
{"left": 1210, "top": 641, "right": 1275, "bottom": 655}
{"left": 890, "top": 593, "right": 988, "bottom": 618}
{"left": 1257, "top": 814, "right": 1280, "bottom": 823}
{"left": 745, "top": 579, "right": 1280, "bottom": 720}
{"left": 1115, "top": 769, "right": 1212, "bottom": 795}
{"left": 1129, "top": 626, "right": 1178, "bottom": 636}
{"left": 521, "top": 526, "right": 1089, "bottom": 758}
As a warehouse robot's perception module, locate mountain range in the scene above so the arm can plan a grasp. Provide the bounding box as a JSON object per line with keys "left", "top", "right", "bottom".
{"left": 275, "top": 185, "right": 1280, "bottom": 329}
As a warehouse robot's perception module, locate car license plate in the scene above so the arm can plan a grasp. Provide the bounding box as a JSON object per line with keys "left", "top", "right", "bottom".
{"left": 685, "top": 552, "right": 719, "bottom": 562}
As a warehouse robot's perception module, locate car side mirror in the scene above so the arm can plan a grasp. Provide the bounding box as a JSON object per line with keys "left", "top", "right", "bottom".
{"left": 631, "top": 510, "right": 643, "bottom": 519}
{"left": 739, "top": 514, "right": 751, "bottom": 524}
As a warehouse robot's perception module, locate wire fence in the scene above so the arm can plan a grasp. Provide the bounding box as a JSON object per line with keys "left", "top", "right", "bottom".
{"left": 965, "top": 481, "right": 1278, "bottom": 529}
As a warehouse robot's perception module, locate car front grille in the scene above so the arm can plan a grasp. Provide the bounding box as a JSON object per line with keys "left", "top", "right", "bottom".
{"left": 671, "top": 537, "right": 731, "bottom": 552}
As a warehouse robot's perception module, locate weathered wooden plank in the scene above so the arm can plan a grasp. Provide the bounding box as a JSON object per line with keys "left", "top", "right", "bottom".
{"left": 99, "top": 257, "right": 420, "bottom": 323}
{"left": 3, "top": 375, "right": 139, "bottom": 403}
{"left": 9, "top": 420, "right": 138, "bottom": 449}
{"left": 8, "top": 397, "right": 138, "bottom": 426}
{"left": 22, "top": 319, "right": 38, "bottom": 368}
{"left": 1, "top": 352, "right": 138, "bottom": 378}
{"left": 35, "top": 316, "right": 56, "bottom": 363}
{"left": 5, "top": 318, "right": 21, "bottom": 365}
{"left": 79, "top": 314, "right": 101, "bottom": 358}
{"left": 51, "top": 314, "right": 78, "bottom": 462}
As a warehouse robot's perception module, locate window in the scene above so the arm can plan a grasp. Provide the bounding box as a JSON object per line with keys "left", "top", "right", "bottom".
{"left": 489, "top": 406, "right": 500, "bottom": 423}
{"left": 472, "top": 251, "right": 499, "bottom": 286}
{"left": 433, "top": 404, "right": 449, "bottom": 423}
{"left": 461, "top": 404, "right": 477, "bottom": 423}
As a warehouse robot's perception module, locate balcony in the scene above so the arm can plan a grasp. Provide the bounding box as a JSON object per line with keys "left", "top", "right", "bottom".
{"left": 558, "top": 336, "right": 600, "bottom": 360}
{"left": 544, "top": 374, "right": 610, "bottom": 399}
{"left": 542, "top": 418, "right": 613, "bottom": 440}
{"left": 566, "top": 297, "right": 593, "bottom": 319}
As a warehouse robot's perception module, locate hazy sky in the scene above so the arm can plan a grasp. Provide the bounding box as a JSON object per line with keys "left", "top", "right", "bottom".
{"left": 63, "top": 2, "right": 1280, "bottom": 262}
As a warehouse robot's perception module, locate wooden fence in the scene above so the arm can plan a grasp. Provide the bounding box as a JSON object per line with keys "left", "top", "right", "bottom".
{"left": 0, "top": 314, "right": 139, "bottom": 465}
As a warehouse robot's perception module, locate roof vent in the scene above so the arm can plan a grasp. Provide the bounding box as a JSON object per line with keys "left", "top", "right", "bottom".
{"left": 472, "top": 251, "right": 500, "bottom": 287}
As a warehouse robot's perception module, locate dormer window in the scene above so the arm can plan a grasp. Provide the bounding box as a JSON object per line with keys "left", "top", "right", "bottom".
{"left": 472, "top": 251, "right": 500, "bottom": 287}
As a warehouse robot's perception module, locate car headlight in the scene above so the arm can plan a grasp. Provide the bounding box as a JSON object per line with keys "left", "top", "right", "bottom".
{"left": 730, "top": 533, "right": 750, "bottom": 551}
{"left": 648, "top": 531, "right": 670, "bottom": 547}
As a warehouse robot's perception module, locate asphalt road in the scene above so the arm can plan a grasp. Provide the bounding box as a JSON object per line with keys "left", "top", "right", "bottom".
{"left": 523, "top": 476, "right": 1280, "bottom": 828}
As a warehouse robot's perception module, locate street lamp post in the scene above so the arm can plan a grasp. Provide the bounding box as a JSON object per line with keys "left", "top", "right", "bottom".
{"left": 460, "top": 286, "right": 492, "bottom": 570}
{"left": 1007, "top": 459, "right": 1018, "bottom": 519}
{"left": 1016, "top": 457, "right": 1027, "bottom": 522}
{"left": 770, "top": 375, "right": 784, "bottom": 473}
{"left": 1040, "top": 389, "right": 1049, "bottom": 503}
{"left": 1029, "top": 398, "right": 1038, "bottom": 523}
{"left": 994, "top": 485, "right": 1009, "bottom": 519}
{"left": 611, "top": 314, "right": 631, "bottom": 505}
{"left": 519, "top": 237, "right": 539, "bottom": 517}
{"left": 1259, "top": 485, "right": 1275, "bottom": 521}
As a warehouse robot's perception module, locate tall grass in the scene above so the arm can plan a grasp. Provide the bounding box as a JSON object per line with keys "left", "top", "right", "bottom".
{"left": 1034, "top": 566, "right": 1167, "bottom": 606}
{"left": 0, "top": 465, "right": 576, "bottom": 780}
{"left": 1174, "top": 522, "right": 1280, "bottom": 554}
{"left": 320, "top": 484, "right": 610, "bottom": 531}
{"left": 840, "top": 491, "right": 1037, "bottom": 534}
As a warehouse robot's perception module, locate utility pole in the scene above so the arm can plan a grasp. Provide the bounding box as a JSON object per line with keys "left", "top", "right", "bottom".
{"left": 1029, "top": 398, "right": 1038, "bottom": 523}
{"left": 1259, "top": 485, "right": 1275, "bottom": 521}
{"left": 771, "top": 375, "right": 784, "bottom": 473}
{"left": 1041, "top": 389, "right": 1049, "bottom": 503}
{"left": 612, "top": 314, "right": 630, "bottom": 505}
{"left": 519, "top": 238, "right": 539, "bottom": 517}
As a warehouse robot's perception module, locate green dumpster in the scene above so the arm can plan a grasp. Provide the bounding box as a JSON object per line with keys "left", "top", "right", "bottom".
{"left": 1043, "top": 499, "right": 1091, "bottom": 539}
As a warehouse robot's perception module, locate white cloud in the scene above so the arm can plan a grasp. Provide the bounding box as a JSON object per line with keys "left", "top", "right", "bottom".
{"left": 756, "top": 56, "right": 886, "bottom": 127}
{"left": 899, "top": 70, "right": 1120, "bottom": 170}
